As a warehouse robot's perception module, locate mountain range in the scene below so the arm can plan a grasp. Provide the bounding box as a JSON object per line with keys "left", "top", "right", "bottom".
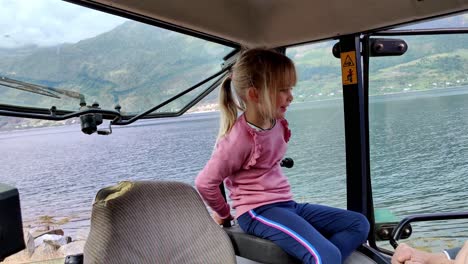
{"left": 0, "top": 14, "right": 466, "bottom": 130}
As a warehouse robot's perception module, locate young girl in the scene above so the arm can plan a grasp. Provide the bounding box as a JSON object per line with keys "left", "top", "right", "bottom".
{"left": 195, "top": 48, "right": 369, "bottom": 264}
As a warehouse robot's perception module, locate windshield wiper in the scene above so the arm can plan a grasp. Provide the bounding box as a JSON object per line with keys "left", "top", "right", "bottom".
{"left": 0, "top": 76, "right": 85, "bottom": 102}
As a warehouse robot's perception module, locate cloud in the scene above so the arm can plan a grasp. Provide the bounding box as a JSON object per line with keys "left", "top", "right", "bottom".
{"left": 0, "top": 0, "right": 127, "bottom": 48}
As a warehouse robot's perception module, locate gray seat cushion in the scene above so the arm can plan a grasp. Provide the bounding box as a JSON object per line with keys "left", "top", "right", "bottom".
{"left": 84, "top": 181, "right": 236, "bottom": 264}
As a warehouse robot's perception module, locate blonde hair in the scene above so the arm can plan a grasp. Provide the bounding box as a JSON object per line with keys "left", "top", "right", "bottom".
{"left": 218, "top": 48, "right": 297, "bottom": 138}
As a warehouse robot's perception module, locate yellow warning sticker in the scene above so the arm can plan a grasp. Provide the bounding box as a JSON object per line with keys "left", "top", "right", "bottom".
{"left": 340, "top": 51, "right": 357, "bottom": 85}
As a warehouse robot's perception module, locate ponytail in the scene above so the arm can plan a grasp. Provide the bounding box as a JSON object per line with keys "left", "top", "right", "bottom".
{"left": 218, "top": 76, "right": 238, "bottom": 139}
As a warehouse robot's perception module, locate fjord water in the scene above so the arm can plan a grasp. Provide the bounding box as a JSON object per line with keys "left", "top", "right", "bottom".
{"left": 0, "top": 87, "right": 467, "bottom": 251}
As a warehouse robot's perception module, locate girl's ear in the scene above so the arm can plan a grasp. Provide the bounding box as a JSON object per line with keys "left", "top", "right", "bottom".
{"left": 248, "top": 87, "right": 259, "bottom": 102}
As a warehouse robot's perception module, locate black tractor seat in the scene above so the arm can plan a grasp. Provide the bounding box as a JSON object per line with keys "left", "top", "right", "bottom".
{"left": 63, "top": 181, "right": 390, "bottom": 264}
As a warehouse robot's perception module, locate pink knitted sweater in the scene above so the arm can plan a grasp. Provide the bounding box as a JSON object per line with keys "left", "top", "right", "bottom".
{"left": 195, "top": 114, "right": 293, "bottom": 219}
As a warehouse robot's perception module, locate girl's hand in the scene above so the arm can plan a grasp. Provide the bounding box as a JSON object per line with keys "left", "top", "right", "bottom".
{"left": 212, "top": 213, "right": 234, "bottom": 225}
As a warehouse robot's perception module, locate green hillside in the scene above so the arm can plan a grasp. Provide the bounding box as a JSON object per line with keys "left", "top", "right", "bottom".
{"left": 0, "top": 21, "right": 230, "bottom": 116}
{"left": 288, "top": 34, "right": 468, "bottom": 102}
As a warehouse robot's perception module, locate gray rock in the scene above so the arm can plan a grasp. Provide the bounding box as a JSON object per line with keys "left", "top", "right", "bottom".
{"left": 26, "top": 231, "right": 35, "bottom": 256}
{"left": 59, "top": 241, "right": 86, "bottom": 256}
{"left": 75, "top": 228, "right": 90, "bottom": 241}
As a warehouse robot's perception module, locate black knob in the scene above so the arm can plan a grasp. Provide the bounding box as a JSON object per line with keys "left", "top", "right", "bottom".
{"left": 280, "top": 158, "right": 294, "bottom": 168}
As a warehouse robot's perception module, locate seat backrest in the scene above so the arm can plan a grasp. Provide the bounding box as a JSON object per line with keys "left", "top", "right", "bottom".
{"left": 84, "top": 181, "right": 236, "bottom": 264}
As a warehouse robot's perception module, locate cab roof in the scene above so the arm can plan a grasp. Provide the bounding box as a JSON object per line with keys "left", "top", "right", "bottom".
{"left": 69, "top": 0, "right": 468, "bottom": 47}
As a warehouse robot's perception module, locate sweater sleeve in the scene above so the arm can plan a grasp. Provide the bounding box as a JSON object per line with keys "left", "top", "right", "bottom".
{"left": 195, "top": 133, "right": 251, "bottom": 219}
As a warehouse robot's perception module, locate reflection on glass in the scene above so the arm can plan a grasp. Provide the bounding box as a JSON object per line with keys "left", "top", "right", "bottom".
{"left": 392, "top": 13, "right": 467, "bottom": 30}
{"left": 0, "top": 0, "right": 233, "bottom": 115}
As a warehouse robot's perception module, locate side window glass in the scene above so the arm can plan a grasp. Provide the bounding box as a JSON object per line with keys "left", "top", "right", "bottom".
{"left": 286, "top": 41, "right": 347, "bottom": 208}
{"left": 369, "top": 14, "right": 468, "bottom": 251}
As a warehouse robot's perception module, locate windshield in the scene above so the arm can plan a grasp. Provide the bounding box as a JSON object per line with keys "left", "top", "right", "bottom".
{"left": 0, "top": 0, "right": 234, "bottom": 116}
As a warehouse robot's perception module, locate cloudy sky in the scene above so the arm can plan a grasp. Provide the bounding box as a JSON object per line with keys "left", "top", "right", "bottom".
{"left": 0, "top": 0, "right": 127, "bottom": 48}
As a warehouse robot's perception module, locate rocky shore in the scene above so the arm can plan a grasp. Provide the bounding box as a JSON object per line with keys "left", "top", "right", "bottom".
{"left": 1, "top": 227, "right": 88, "bottom": 264}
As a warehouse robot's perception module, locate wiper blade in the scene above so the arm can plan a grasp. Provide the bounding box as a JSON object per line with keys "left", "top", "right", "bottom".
{"left": 0, "top": 76, "right": 84, "bottom": 101}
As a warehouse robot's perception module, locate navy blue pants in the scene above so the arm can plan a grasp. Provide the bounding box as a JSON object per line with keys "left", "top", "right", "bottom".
{"left": 237, "top": 201, "right": 369, "bottom": 264}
